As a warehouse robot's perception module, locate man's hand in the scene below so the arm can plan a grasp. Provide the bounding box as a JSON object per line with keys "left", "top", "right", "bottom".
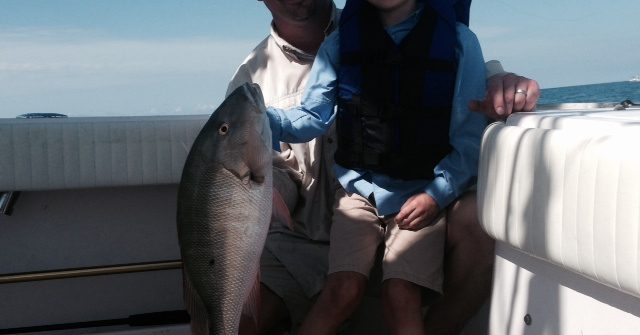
{"left": 469, "top": 73, "right": 540, "bottom": 119}
{"left": 395, "top": 193, "right": 440, "bottom": 231}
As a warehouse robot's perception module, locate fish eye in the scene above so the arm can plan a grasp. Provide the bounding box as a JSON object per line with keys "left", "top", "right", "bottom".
{"left": 218, "top": 123, "right": 229, "bottom": 135}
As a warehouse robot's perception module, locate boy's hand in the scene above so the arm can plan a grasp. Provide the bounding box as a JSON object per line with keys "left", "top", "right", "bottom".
{"left": 395, "top": 193, "right": 440, "bottom": 231}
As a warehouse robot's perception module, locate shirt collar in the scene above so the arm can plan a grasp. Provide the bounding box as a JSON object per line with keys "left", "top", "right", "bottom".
{"left": 270, "top": 2, "right": 339, "bottom": 64}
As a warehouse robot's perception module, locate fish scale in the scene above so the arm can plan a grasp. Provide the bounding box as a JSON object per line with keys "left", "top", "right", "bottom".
{"left": 177, "top": 83, "right": 273, "bottom": 335}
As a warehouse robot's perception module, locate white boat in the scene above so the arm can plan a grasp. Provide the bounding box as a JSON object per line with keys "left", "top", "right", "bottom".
{"left": 630, "top": 75, "right": 640, "bottom": 82}
{"left": 2, "top": 102, "right": 640, "bottom": 334}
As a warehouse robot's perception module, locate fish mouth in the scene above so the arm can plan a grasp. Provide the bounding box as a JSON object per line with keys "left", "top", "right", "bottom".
{"left": 245, "top": 136, "right": 271, "bottom": 185}
{"left": 245, "top": 83, "right": 271, "bottom": 147}
{"left": 239, "top": 115, "right": 271, "bottom": 186}
{"left": 248, "top": 172, "right": 266, "bottom": 184}
{"left": 224, "top": 166, "right": 266, "bottom": 185}
{"left": 248, "top": 85, "right": 272, "bottom": 158}
{"left": 216, "top": 82, "right": 271, "bottom": 186}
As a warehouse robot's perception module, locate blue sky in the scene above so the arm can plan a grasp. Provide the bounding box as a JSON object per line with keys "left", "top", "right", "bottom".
{"left": 472, "top": 0, "right": 640, "bottom": 89}
{"left": 1, "top": 0, "right": 639, "bottom": 118}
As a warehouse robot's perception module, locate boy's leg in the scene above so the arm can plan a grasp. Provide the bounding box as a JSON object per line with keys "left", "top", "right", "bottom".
{"left": 423, "top": 191, "right": 495, "bottom": 335}
{"left": 382, "top": 214, "right": 446, "bottom": 334}
{"left": 382, "top": 278, "right": 425, "bottom": 335}
{"left": 299, "top": 188, "right": 384, "bottom": 335}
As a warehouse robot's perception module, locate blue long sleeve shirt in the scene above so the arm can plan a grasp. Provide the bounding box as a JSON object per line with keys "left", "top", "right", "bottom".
{"left": 267, "top": 9, "right": 488, "bottom": 216}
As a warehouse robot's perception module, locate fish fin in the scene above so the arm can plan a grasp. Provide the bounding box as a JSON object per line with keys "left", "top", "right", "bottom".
{"left": 272, "top": 188, "right": 294, "bottom": 231}
{"left": 241, "top": 275, "right": 262, "bottom": 331}
{"left": 182, "top": 269, "right": 209, "bottom": 335}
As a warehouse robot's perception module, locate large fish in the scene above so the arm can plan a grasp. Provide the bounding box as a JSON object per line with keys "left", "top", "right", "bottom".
{"left": 177, "top": 83, "right": 284, "bottom": 334}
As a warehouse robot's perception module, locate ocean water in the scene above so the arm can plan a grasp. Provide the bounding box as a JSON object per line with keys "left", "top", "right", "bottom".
{"left": 2, "top": 81, "right": 639, "bottom": 119}
{"left": 539, "top": 81, "right": 640, "bottom": 105}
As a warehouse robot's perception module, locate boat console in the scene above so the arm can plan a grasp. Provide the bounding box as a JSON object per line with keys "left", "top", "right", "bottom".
{"left": 478, "top": 105, "right": 640, "bottom": 334}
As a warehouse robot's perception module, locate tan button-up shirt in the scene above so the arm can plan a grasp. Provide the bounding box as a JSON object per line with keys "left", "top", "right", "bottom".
{"left": 226, "top": 7, "right": 341, "bottom": 245}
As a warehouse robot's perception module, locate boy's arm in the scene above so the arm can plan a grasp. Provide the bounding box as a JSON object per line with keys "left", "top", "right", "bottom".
{"left": 267, "top": 32, "right": 340, "bottom": 148}
{"left": 424, "top": 23, "right": 489, "bottom": 210}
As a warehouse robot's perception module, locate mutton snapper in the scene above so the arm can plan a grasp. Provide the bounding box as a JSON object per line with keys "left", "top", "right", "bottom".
{"left": 177, "top": 83, "right": 283, "bottom": 334}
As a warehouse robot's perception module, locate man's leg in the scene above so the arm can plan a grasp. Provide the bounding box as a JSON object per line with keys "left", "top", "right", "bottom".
{"left": 423, "top": 192, "right": 495, "bottom": 335}
{"left": 238, "top": 246, "right": 318, "bottom": 334}
{"left": 298, "top": 271, "right": 368, "bottom": 335}
{"left": 382, "top": 278, "right": 425, "bottom": 335}
{"left": 239, "top": 284, "right": 289, "bottom": 335}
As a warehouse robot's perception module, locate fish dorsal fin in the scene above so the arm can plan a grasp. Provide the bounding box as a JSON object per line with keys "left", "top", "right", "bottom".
{"left": 241, "top": 274, "right": 262, "bottom": 331}
{"left": 272, "top": 188, "right": 294, "bottom": 231}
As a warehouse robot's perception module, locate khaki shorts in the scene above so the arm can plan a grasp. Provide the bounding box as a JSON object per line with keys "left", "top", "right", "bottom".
{"left": 260, "top": 246, "right": 317, "bottom": 331}
{"left": 328, "top": 188, "right": 445, "bottom": 294}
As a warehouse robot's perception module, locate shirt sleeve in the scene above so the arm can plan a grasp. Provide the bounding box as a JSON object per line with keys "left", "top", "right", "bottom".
{"left": 424, "top": 23, "right": 490, "bottom": 209}
{"left": 267, "top": 32, "right": 340, "bottom": 148}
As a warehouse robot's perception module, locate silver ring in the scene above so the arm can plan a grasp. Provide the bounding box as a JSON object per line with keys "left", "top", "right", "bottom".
{"left": 515, "top": 89, "right": 527, "bottom": 96}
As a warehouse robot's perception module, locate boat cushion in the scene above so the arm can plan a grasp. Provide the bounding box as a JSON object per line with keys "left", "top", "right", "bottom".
{"left": 0, "top": 115, "right": 208, "bottom": 191}
{"left": 478, "top": 108, "right": 640, "bottom": 298}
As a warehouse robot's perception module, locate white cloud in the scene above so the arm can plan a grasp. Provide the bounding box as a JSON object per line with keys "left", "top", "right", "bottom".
{"left": 0, "top": 30, "right": 256, "bottom": 75}
{"left": 0, "top": 27, "right": 260, "bottom": 118}
{"left": 0, "top": 27, "right": 93, "bottom": 42}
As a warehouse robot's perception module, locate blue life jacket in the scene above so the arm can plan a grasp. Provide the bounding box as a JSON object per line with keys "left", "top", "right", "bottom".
{"left": 334, "top": 0, "right": 468, "bottom": 180}
{"left": 454, "top": 0, "right": 471, "bottom": 26}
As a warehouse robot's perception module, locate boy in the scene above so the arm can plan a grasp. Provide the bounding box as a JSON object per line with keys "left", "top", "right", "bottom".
{"left": 266, "top": 0, "right": 489, "bottom": 333}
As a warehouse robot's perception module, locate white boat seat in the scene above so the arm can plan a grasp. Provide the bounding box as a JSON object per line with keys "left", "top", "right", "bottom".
{"left": 0, "top": 115, "right": 208, "bottom": 191}
{"left": 478, "top": 108, "right": 640, "bottom": 299}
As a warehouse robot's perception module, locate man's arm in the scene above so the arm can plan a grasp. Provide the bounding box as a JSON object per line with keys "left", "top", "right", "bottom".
{"left": 225, "top": 49, "right": 258, "bottom": 99}
{"left": 472, "top": 60, "right": 541, "bottom": 119}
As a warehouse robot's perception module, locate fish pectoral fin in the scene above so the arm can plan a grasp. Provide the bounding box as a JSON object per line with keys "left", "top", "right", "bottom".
{"left": 272, "top": 188, "right": 294, "bottom": 231}
{"left": 241, "top": 275, "right": 262, "bottom": 331}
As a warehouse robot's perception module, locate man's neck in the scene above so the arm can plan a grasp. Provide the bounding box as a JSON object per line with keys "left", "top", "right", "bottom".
{"left": 273, "top": 2, "right": 332, "bottom": 55}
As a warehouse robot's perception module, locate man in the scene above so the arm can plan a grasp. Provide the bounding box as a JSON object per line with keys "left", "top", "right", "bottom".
{"left": 225, "top": 0, "right": 540, "bottom": 333}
